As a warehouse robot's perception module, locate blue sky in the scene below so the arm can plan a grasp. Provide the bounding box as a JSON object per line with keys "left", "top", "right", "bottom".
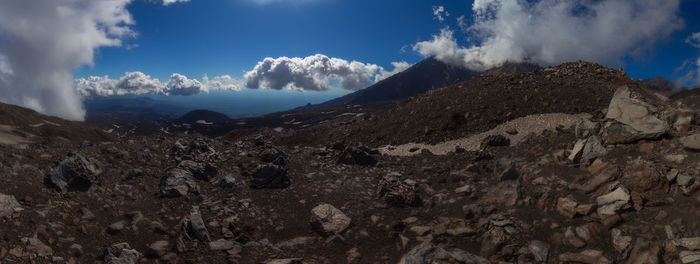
{"left": 1, "top": 0, "right": 699, "bottom": 120}
{"left": 75, "top": 0, "right": 700, "bottom": 85}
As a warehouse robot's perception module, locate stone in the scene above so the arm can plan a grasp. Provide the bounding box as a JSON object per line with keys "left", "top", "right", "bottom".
{"left": 337, "top": 146, "right": 377, "bottom": 166}
{"left": 0, "top": 193, "right": 22, "bottom": 218}
{"left": 259, "top": 148, "right": 287, "bottom": 166}
{"left": 310, "top": 203, "right": 351, "bottom": 234}
{"left": 623, "top": 158, "right": 667, "bottom": 192}
{"left": 627, "top": 238, "right": 660, "bottom": 264}
{"left": 680, "top": 133, "right": 700, "bottom": 150}
{"left": 673, "top": 237, "right": 700, "bottom": 250}
{"left": 160, "top": 167, "right": 199, "bottom": 197}
{"left": 454, "top": 185, "right": 473, "bottom": 194}
{"left": 611, "top": 228, "right": 632, "bottom": 256}
{"left": 22, "top": 236, "right": 52, "bottom": 257}
{"left": 177, "top": 160, "right": 217, "bottom": 180}
{"left": 494, "top": 158, "right": 519, "bottom": 181}
{"left": 107, "top": 221, "right": 126, "bottom": 234}
{"left": 596, "top": 187, "right": 630, "bottom": 217}
{"left": 218, "top": 173, "right": 237, "bottom": 189}
{"left": 209, "top": 239, "right": 235, "bottom": 251}
{"left": 581, "top": 136, "right": 608, "bottom": 164}
{"left": 69, "top": 244, "right": 83, "bottom": 257}
{"left": 570, "top": 165, "right": 619, "bottom": 193}
{"left": 481, "top": 180, "right": 520, "bottom": 207}
{"left": 481, "top": 226, "right": 508, "bottom": 256}
{"left": 399, "top": 242, "right": 488, "bottom": 264}
{"left": 147, "top": 240, "right": 169, "bottom": 258}
{"left": 565, "top": 227, "right": 586, "bottom": 248}
{"left": 680, "top": 251, "right": 700, "bottom": 264}
{"left": 47, "top": 153, "right": 102, "bottom": 193}
{"left": 557, "top": 197, "right": 578, "bottom": 218}
{"left": 568, "top": 139, "right": 586, "bottom": 162}
{"left": 480, "top": 134, "right": 510, "bottom": 149}
{"left": 104, "top": 242, "right": 140, "bottom": 264}
{"left": 346, "top": 248, "right": 361, "bottom": 263}
{"left": 528, "top": 240, "right": 549, "bottom": 263}
{"left": 80, "top": 207, "right": 95, "bottom": 220}
{"left": 558, "top": 250, "right": 611, "bottom": 264}
{"left": 667, "top": 169, "right": 680, "bottom": 183}
{"left": 265, "top": 259, "right": 303, "bottom": 264}
{"left": 674, "top": 109, "right": 694, "bottom": 134}
{"left": 603, "top": 86, "right": 669, "bottom": 144}
{"left": 665, "top": 154, "right": 687, "bottom": 164}
{"left": 377, "top": 172, "right": 420, "bottom": 207}
{"left": 677, "top": 174, "right": 695, "bottom": 187}
{"left": 250, "top": 164, "right": 291, "bottom": 189}
{"left": 127, "top": 168, "right": 143, "bottom": 179}
{"left": 181, "top": 206, "right": 210, "bottom": 241}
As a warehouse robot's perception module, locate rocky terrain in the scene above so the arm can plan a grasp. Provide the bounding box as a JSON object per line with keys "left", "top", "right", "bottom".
{"left": 0, "top": 61, "right": 699, "bottom": 264}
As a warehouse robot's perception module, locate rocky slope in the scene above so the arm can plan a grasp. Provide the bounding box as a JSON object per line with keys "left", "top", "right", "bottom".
{"left": 0, "top": 61, "right": 699, "bottom": 264}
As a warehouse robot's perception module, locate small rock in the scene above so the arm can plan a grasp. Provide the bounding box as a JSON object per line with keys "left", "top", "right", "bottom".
{"left": 104, "top": 242, "right": 140, "bottom": 264}
{"left": 250, "top": 164, "right": 291, "bottom": 189}
{"left": 69, "top": 244, "right": 83, "bottom": 258}
{"left": 528, "top": 240, "right": 549, "bottom": 263}
{"left": 680, "top": 133, "right": 700, "bottom": 150}
{"left": 177, "top": 160, "right": 217, "bottom": 180}
{"left": 147, "top": 240, "right": 169, "bottom": 258}
{"left": 627, "top": 238, "right": 660, "bottom": 264}
{"left": 611, "top": 228, "right": 632, "bottom": 256}
{"left": 107, "top": 221, "right": 126, "bottom": 234}
{"left": 0, "top": 193, "right": 22, "bottom": 218}
{"left": 127, "top": 168, "right": 143, "bottom": 179}
{"left": 596, "top": 187, "right": 630, "bottom": 217}
{"left": 377, "top": 172, "right": 420, "bottom": 207}
{"left": 494, "top": 158, "right": 519, "bottom": 181}
{"left": 181, "top": 206, "right": 210, "bottom": 241}
{"left": 665, "top": 154, "right": 687, "bottom": 164}
{"left": 346, "top": 248, "right": 361, "bottom": 263}
{"left": 80, "top": 207, "right": 96, "bottom": 220}
{"left": 680, "top": 251, "right": 700, "bottom": 264}
{"left": 160, "top": 167, "right": 199, "bottom": 197}
{"left": 399, "top": 242, "right": 488, "bottom": 264}
{"left": 47, "top": 153, "right": 102, "bottom": 193}
{"left": 667, "top": 169, "right": 680, "bottom": 183}
{"left": 209, "top": 239, "right": 235, "bottom": 251}
{"left": 218, "top": 173, "right": 237, "bottom": 189}
{"left": 677, "top": 174, "right": 695, "bottom": 187}
{"left": 557, "top": 197, "right": 578, "bottom": 219}
{"left": 558, "top": 250, "right": 611, "bottom": 264}
{"left": 565, "top": 227, "right": 586, "bottom": 248}
{"left": 310, "top": 203, "right": 351, "bottom": 234}
{"left": 22, "top": 236, "right": 53, "bottom": 257}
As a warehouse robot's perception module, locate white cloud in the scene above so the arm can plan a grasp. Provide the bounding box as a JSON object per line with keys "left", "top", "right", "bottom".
{"left": 687, "top": 32, "right": 700, "bottom": 48}
{"left": 375, "top": 61, "right": 412, "bottom": 82}
{"left": 244, "top": 54, "right": 411, "bottom": 91}
{"left": 76, "top": 72, "right": 241, "bottom": 97}
{"left": 415, "top": 0, "right": 683, "bottom": 71}
{"left": 0, "top": 0, "right": 135, "bottom": 120}
{"left": 433, "top": 6, "right": 450, "bottom": 22}
{"left": 162, "top": 0, "right": 190, "bottom": 5}
{"left": 203, "top": 74, "right": 243, "bottom": 91}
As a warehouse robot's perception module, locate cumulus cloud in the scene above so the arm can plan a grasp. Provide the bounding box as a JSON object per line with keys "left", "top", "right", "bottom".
{"left": 687, "top": 32, "right": 700, "bottom": 48}
{"left": 415, "top": 0, "right": 683, "bottom": 71}
{"left": 0, "top": 0, "right": 135, "bottom": 120}
{"left": 244, "top": 54, "right": 411, "bottom": 91}
{"left": 76, "top": 72, "right": 240, "bottom": 97}
{"left": 433, "top": 6, "right": 450, "bottom": 22}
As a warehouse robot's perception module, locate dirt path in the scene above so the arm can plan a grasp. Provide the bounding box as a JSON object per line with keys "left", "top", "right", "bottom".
{"left": 378, "top": 113, "right": 591, "bottom": 156}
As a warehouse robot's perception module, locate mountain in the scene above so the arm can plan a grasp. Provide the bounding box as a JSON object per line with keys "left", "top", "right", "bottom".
{"left": 641, "top": 76, "right": 678, "bottom": 96}
{"left": 177, "top": 110, "right": 232, "bottom": 124}
{"left": 316, "top": 57, "right": 481, "bottom": 107}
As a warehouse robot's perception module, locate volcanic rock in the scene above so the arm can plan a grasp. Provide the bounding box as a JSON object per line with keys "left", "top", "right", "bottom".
{"left": 623, "top": 158, "right": 667, "bottom": 192}
{"left": 310, "top": 203, "right": 351, "bottom": 234}
{"left": 611, "top": 228, "right": 632, "bottom": 257}
{"left": 250, "top": 164, "right": 291, "bottom": 189}
{"left": 181, "top": 206, "right": 210, "bottom": 242}
{"left": 399, "top": 242, "right": 488, "bottom": 264}
{"left": 0, "top": 193, "right": 22, "bottom": 218}
{"left": 596, "top": 187, "right": 630, "bottom": 217}
{"left": 602, "top": 86, "right": 669, "bottom": 144}
{"left": 218, "top": 173, "right": 237, "bottom": 189}
{"left": 259, "top": 148, "right": 287, "bottom": 166}
{"left": 177, "top": 160, "right": 217, "bottom": 180}
{"left": 558, "top": 250, "right": 611, "bottom": 264}
{"left": 377, "top": 172, "right": 420, "bottom": 207}
{"left": 627, "top": 238, "right": 660, "bottom": 264}
{"left": 47, "top": 153, "right": 102, "bottom": 193}
{"left": 494, "top": 158, "right": 519, "bottom": 181}
{"left": 104, "top": 242, "right": 141, "bottom": 264}
{"left": 680, "top": 133, "right": 700, "bottom": 150}
{"left": 160, "top": 167, "right": 199, "bottom": 197}
{"left": 337, "top": 146, "right": 377, "bottom": 166}
{"left": 147, "top": 240, "right": 169, "bottom": 258}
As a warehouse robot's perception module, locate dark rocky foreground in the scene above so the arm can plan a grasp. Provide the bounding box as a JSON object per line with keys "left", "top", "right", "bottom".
{"left": 0, "top": 62, "right": 699, "bottom": 264}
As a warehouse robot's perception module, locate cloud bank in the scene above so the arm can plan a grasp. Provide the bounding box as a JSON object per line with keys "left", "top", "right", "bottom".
{"left": 76, "top": 72, "right": 241, "bottom": 97}
{"left": 688, "top": 32, "right": 700, "bottom": 86}
{"left": 244, "top": 54, "right": 411, "bottom": 91}
{"left": 415, "top": 0, "right": 683, "bottom": 71}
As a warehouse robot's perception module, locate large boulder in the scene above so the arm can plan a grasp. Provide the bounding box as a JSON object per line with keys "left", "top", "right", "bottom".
{"left": 602, "top": 86, "right": 669, "bottom": 144}
{"left": 250, "top": 164, "right": 291, "bottom": 189}
{"left": 310, "top": 204, "right": 351, "bottom": 235}
{"left": 159, "top": 167, "right": 199, "bottom": 197}
{"left": 399, "top": 242, "right": 488, "bottom": 264}
{"left": 47, "top": 153, "right": 102, "bottom": 193}
{"left": 0, "top": 193, "right": 22, "bottom": 218}
{"left": 177, "top": 160, "right": 217, "bottom": 180}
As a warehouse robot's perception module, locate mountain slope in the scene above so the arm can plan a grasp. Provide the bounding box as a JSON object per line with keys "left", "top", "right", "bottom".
{"left": 318, "top": 57, "right": 481, "bottom": 107}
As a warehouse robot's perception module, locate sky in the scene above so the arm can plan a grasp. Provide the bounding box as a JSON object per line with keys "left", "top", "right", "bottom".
{"left": 0, "top": 0, "right": 699, "bottom": 120}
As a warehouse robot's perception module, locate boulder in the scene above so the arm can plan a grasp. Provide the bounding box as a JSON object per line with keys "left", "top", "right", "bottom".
{"left": 377, "top": 172, "right": 420, "bottom": 207}
{"left": 47, "top": 153, "right": 102, "bottom": 193}
{"left": 159, "top": 167, "right": 199, "bottom": 197}
{"left": 310, "top": 203, "right": 351, "bottom": 234}
{"left": 250, "top": 164, "right": 291, "bottom": 189}
{"left": 602, "top": 86, "right": 669, "bottom": 144}
{"left": 177, "top": 160, "right": 217, "bottom": 181}
{"left": 259, "top": 148, "right": 287, "bottom": 166}
{"left": 581, "top": 136, "right": 608, "bottom": 164}
{"left": 680, "top": 133, "right": 700, "bottom": 151}
{"left": 399, "top": 242, "right": 488, "bottom": 264}
{"left": 0, "top": 193, "right": 22, "bottom": 218}
{"left": 181, "top": 206, "right": 210, "bottom": 242}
